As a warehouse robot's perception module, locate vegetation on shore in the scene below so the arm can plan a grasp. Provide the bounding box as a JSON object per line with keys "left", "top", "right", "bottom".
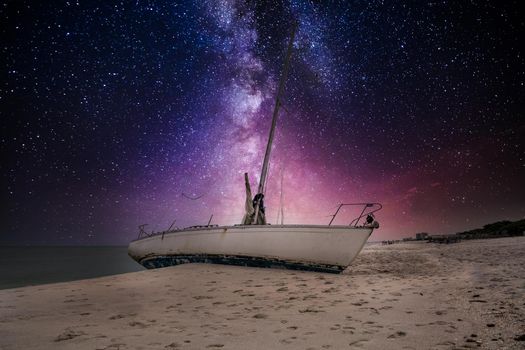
{"left": 455, "top": 219, "right": 525, "bottom": 239}
{"left": 410, "top": 219, "right": 525, "bottom": 242}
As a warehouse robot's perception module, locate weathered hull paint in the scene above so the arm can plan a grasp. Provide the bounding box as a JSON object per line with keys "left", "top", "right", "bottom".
{"left": 140, "top": 254, "right": 345, "bottom": 273}
{"left": 128, "top": 225, "right": 373, "bottom": 273}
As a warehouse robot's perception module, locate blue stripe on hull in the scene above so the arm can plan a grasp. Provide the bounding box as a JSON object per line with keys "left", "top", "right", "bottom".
{"left": 139, "top": 254, "right": 344, "bottom": 274}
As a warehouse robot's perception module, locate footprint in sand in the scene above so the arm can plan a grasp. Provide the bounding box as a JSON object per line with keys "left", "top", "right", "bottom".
{"left": 102, "top": 343, "right": 127, "bottom": 349}
{"left": 299, "top": 307, "right": 324, "bottom": 313}
{"left": 64, "top": 298, "right": 88, "bottom": 303}
{"left": 109, "top": 313, "right": 136, "bottom": 320}
{"left": 279, "top": 338, "right": 293, "bottom": 344}
{"left": 387, "top": 331, "right": 407, "bottom": 339}
{"left": 329, "top": 300, "right": 344, "bottom": 306}
{"left": 369, "top": 307, "right": 379, "bottom": 315}
{"left": 348, "top": 339, "right": 369, "bottom": 348}
{"left": 55, "top": 327, "right": 86, "bottom": 342}
{"left": 128, "top": 321, "right": 148, "bottom": 328}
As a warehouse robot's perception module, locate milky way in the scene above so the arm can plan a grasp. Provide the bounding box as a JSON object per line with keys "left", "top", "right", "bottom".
{"left": 2, "top": 1, "right": 524, "bottom": 244}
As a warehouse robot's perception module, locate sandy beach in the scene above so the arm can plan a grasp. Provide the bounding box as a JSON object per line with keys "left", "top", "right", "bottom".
{"left": 0, "top": 237, "right": 523, "bottom": 350}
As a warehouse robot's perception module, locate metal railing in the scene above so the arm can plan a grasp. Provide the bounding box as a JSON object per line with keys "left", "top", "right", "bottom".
{"left": 137, "top": 223, "right": 220, "bottom": 240}
{"left": 328, "top": 203, "right": 382, "bottom": 227}
{"left": 137, "top": 224, "right": 179, "bottom": 240}
{"left": 136, "top": 203, "right": 382, "bottom": 239}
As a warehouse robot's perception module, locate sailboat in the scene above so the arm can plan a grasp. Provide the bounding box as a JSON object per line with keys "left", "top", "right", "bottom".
{"left": 128, "top": 24, "right": 381, "bottom": 273}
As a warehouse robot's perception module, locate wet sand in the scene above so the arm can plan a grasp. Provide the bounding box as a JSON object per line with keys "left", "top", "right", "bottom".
{"left": 0, "top": 237, "right": 524, "bottom": 349}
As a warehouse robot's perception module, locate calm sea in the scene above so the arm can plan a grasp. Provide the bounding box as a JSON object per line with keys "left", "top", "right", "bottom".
{"left": 0, "top": 246, "right": 144, "bottom": 290}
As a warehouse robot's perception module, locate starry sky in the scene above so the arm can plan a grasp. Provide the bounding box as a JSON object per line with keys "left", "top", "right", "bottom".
{"left": 1, "top": 1, "right": 524, "bottom": 245}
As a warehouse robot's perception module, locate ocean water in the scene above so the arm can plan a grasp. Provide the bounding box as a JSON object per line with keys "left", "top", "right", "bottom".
{"left": 0, "top": 246, "right": 144, "bottom": 290}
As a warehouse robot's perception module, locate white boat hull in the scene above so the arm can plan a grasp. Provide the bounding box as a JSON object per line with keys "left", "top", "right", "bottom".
{"left": 128, "top": 225, "right": 373, "bottom": 273}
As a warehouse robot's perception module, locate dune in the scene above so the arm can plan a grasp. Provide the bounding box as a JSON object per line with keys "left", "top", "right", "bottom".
{"left": 0, "top": 237, "right": 524, "bottom": 349}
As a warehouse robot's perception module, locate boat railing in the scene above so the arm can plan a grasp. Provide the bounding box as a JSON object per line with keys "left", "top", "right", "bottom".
{"left": 137, "top": 224, "right": 149, "bottom": 239}
{"left": 136, "top": 203, "right": 381, "bottom": 239}
{"left": 137, "top": 223, "right": 220, "bottom": 239}
{"left": 328, "top": 203, "right": 382, "bottom": 227}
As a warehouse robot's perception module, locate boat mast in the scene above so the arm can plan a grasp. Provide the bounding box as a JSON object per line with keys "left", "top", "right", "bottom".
{"left": 277, "top": 165, "right": 284, "bottom": 225}
{"left": 253, "top": 23, "right": 297, "bottom": 224}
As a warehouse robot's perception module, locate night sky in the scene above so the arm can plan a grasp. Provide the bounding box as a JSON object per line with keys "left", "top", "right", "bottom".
{"left": 1, "top": 1, "right": 524, "bottom": 245}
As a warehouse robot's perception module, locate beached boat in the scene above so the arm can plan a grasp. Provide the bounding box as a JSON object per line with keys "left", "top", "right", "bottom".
{"left": 128, "top": 24, "right": 381, "bottom": 273}
{"left": 129, "top": 225, "right": 376, "bottom": 273}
